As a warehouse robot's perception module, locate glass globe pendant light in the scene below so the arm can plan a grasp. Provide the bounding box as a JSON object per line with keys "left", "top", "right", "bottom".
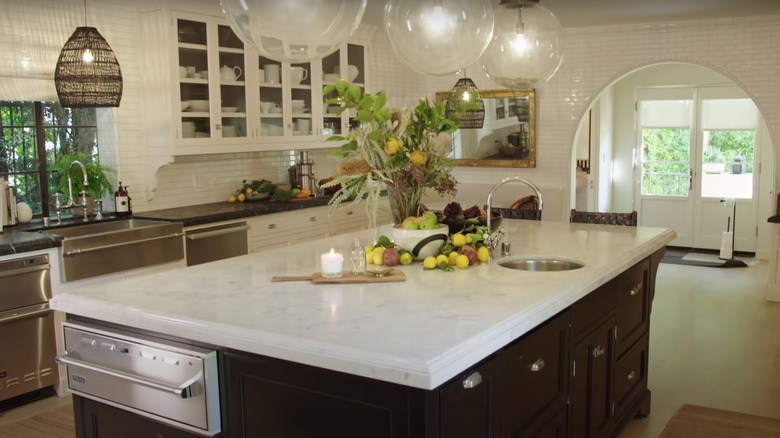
{"left": 480, "top": 0, "right": 563, "bottom": 89}
{"left": 220, "top": 0, "right": 367, "bottom": 63}
{"left": 384, "top": 0, "right": 494, "bottom": 76}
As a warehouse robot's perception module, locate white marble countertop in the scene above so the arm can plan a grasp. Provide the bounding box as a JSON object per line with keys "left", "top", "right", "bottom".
{"left": 50, "top": 220, "right": 675, "bottom": 390}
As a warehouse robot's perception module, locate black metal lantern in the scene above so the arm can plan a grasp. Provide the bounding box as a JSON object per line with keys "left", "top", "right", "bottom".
{"left": 447, "top": 77, "right": 484, "bottom": 129}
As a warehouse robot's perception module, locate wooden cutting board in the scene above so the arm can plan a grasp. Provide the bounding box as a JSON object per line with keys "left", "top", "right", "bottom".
{"left": 271, "top": 269, "right": 406, "bottom": 284}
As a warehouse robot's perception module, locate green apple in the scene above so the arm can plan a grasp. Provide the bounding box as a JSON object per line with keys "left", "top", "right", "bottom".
{"left": 419, "top": 220, "right": 437, "bottom": 230}
{"left": 422, "top": 211, "right": 437, "bottom": 223}
{"left": 402, "top": 220, "right": 420, "bottom": 230}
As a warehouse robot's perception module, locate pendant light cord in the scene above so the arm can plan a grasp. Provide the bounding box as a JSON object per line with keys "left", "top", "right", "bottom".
{"left": 83, "top": 0, "right": 88, "bottom": 27}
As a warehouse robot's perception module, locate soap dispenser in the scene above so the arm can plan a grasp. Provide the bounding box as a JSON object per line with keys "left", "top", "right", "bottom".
{"left": 114, "top": 182, "right": 132, "bottom": 217}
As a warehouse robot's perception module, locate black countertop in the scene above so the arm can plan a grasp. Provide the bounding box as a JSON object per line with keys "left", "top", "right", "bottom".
{"left": 0, "top": 196, "right": 335, "bottom": 256}
{"left": 133, "top": 196, "right": 333, "bottom": 227}
{"left": 0, "top": 228, "right": 62, "bottom": 256}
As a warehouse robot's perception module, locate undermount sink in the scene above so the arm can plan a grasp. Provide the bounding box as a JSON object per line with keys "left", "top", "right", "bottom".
{"left": 499, "top": 257, "right": 585, "bottom": 272}
{"left": 38, "top": 219, "right": 184, "bottom": 282}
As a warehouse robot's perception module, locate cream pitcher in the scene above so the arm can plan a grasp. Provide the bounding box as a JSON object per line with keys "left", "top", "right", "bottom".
{"left": 220, "top": 65, "right": 242, "bottom": 81}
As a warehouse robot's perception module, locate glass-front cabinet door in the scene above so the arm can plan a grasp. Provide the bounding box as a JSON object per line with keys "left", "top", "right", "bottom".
{"left": 174, "top": 13, "right": 250, "bottom": 146}
{"left": 258, "top": 57, "right": 315, "bottom": 140}
{"left": 321, "top": 42, "right": 365, "bottom": 139}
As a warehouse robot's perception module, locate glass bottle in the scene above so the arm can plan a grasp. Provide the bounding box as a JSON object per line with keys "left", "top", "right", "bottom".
{"left": 114, "top": 182, "right": 131, "bottom": 217}
{"left": 350, "top": 236, "right": 366, "bottom": 275}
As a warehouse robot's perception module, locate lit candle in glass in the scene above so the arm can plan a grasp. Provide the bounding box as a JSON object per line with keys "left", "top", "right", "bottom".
{"left": 320, "top": 248, "right": 343, "bottom": 278}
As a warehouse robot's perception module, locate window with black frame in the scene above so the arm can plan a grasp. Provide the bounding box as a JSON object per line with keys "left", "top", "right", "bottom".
{"left": 0, "top": 101, "right": 98, "bottom": 217}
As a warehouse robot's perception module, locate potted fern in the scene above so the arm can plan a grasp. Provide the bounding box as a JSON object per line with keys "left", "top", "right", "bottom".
{"left": 51, "top": 152, "right": 115, "bottom": 216}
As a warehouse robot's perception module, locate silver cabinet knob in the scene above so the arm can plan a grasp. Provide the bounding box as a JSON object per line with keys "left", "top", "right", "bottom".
{"left": 529, "top": 358, "right": 545, "bottom": 372}
{"left": 592, "top": 345, "right": 605, "bottom": 358}
{"left": 462, "top": 371, "right": 482, "bottom": 389}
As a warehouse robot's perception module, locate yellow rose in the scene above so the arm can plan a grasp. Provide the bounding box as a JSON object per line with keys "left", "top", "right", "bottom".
{"left": 410, "top": 150, "right": 428, "bottom": 165}
{"left": 384, "top": 138, "right": 399, "bottom": 155}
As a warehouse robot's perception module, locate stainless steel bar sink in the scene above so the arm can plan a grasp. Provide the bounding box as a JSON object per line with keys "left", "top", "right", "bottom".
{"left": 498, "top": 257, "right": 585, "bottom": 272}
{"left": 39, "top": 219, "right": 185, "bottom": 282}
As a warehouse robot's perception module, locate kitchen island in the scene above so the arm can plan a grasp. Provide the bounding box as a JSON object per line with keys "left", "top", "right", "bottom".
{"left": 51, "top": 219, "right": 674, "bottom": 437}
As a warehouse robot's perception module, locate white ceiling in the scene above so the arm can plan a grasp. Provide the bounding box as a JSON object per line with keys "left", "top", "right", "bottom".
{"left": 364, "top": 0, "right": 780, "bottom": 28}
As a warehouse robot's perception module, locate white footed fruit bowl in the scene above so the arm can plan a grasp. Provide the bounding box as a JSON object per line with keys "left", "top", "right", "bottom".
{"left": 392, "top": 224, "right": 449, "bottom": 261}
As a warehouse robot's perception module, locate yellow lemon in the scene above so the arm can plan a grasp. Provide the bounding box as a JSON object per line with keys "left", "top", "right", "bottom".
{"left": 410, "top": 150, "right": 428, "bottom": 165}
{"left": 423, "top": 256, "right": 437, "bottom": 270}
{"left": 366, "top": 252, "right": 375, "bottom": 265}
{"left": 455, "top": 254, "right": 470, "bottom": 269}
{"left": 451, "top": 233, "right": 466, "bottom": 247}
{"left": 237, "top": 193, "right": 246, "bottom": 202}
{"left": 477, "top": 246, "right": 490, "bottom": 263}
{"left": 448, "top": 251, "right": 460, "bottom": 266}
{"left": 384, "top": 138, "right": 399, "bottom": 155}
{"left": 372, "top": 252, "right": 384, "bottom": 266}
{"left": 465, "top": 234, "right": 473, "bottom": 244}
{"left": 436, "top": 254, "right": 449, "bottom": 266}
{"left": 399, "top": 252, "right": 413, "bottom": 265}
{"left": 364, "top": 245, "right": 374, "bottom": 254}
{"left": 245, "top": 187, "right": 253, "bottom": 194}
{"left": 228, "top": 195, "right": 237, "bottom": 203}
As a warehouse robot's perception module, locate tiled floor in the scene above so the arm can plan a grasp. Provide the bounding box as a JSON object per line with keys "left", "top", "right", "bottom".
{"left": 2, "top": 261, "right": 779, "bottom": 437}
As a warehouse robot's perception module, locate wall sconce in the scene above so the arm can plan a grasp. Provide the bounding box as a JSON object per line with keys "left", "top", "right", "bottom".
{"left": 54, "top": 0, "right": 122, "bottom": 107}
{"left": 221, "top": 0, "right": 367, "bottom": 63}
{"left": 384, "top": 0, "right": 494, "bottom": 75}
{"left": 480, "top": 0, "right": 563, "bottom": 89}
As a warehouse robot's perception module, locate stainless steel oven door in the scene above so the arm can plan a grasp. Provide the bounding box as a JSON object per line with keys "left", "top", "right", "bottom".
{"left": 185, "top": 222, "right": 249, "bottom": 266}
{"left": 57, "top": 321, "right": 220, "bottom": 436}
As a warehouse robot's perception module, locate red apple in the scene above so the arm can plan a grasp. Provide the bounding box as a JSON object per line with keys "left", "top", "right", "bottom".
{"left": 459, "top": 246, "right": 478, "bottom": 265}
{"left": 382, "top": 248, "right": 400, "bottom": 266}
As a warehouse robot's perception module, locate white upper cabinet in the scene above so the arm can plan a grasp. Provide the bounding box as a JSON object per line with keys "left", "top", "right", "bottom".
{"left": 140, "top": 8, "right": 368, "bottom": 157}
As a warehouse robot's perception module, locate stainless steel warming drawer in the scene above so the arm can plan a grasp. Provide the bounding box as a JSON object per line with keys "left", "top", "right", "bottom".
{"left": 57, "top": 321, "right": 221, "bottom": 436}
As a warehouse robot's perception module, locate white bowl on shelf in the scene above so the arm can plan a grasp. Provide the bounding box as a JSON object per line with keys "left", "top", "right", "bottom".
{"left": 334, "top": 65, "right": 359, "bottom": 82}
{"left": 270, "top": 107, "right": 282, "bottom": 113}
{"left": 221, "top": 107, "right": 238, "bottom": 113}
{"left": 323, "top": 73, "right": 339, "bottom": 82}
{"left": 181, "top": 101, "right": 190, "bottom": 111}
{"left": 186, "top": 100, "right": 209, "bottom": 112}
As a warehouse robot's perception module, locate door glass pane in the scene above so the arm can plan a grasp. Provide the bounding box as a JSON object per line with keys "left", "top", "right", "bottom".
{"left": 641, "top": 128, "right": 690, "bottom": 196}
{"left": 700, "top": 130, "right": 754, "bottom": 199}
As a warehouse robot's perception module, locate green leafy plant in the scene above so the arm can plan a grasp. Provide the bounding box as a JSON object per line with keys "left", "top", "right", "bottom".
{"left": 51, "top": 152, "right": 114, "bottom": 199}
{"left": 321, "top": 79, "right": 469, "bottom": 227}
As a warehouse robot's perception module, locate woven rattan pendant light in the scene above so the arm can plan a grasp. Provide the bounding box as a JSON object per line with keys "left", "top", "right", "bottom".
{"left": 55, "top": 0, "right": 122, "bottom": 107}
{"left": 447, "top": 77, "right": 485, "bottom": 129}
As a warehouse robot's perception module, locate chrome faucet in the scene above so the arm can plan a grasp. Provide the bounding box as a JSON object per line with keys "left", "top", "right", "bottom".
{"left": 54, "top": 160, "right": 90, "bottom": 222}
{"left": 484, "top": 177, "right": 544, "bottom": 255}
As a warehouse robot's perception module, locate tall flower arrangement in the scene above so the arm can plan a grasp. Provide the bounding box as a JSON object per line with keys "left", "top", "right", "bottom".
{"left": 322, "top": 80, "right": 467, "bottom": 227}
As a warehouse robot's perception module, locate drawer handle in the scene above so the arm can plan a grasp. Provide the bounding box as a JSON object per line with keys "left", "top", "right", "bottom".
{"left": 462, "top": 371, "right": 482, "bottom": 389}
{"left": 309, "top": 216, "right": 317, "bottom": 222}
{"left": 592, "top": 345, "right": 605, "bottom": 358}
{"left": 627, "top": 371, "right": 637, "bottom": 381}
{"left": 267, "top": 224, "right": 277, "bottom": 229}
{"left": 529, "top": 358, "right": 545, "bottom": 372}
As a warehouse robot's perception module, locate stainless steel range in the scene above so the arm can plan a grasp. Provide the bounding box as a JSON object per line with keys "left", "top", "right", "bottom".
{"left": 0, "top": 253, "right": 59, "bottom": 405}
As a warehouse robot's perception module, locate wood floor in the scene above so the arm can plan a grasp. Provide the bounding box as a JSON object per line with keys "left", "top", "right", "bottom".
{"left": 1, "top": 260, "right": 778, "bottom": 437}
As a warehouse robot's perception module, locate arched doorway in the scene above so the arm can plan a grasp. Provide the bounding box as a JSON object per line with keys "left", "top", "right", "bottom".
{"left": 571, "top": 62, "right": 775, "bottom": 257}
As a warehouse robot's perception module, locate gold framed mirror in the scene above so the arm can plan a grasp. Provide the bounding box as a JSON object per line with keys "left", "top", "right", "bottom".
{"left": 435, "top": 89, "right": 535, "bottom": 168}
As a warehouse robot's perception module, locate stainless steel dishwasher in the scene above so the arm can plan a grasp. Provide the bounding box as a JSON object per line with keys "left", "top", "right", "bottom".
{"left": 185, "top": 221, "right": 249, "bottom": 266}
{"left": 0, "top": 254, "right": 59, "bottom": 406}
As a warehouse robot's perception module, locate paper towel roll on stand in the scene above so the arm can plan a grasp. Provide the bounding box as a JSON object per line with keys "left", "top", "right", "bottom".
{"left": 719, "top": 198, "right": 747, "bottom": 267}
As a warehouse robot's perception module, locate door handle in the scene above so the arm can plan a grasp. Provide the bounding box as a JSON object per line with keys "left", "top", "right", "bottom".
{"left": 592, "top": 345, "right": 605, "bottom": 358}
{"left": 689, "top": 168, "right": 693, "bottom": 191}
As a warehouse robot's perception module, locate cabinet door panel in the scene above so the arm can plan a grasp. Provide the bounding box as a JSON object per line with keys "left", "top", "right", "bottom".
{"left": 615, "top": 260, "right": 650, "bottom": 357}
{"left": 225, "top": 351, "right": 424, "bottom": 438}
{"left": 570, "top": 317, "right": 615, "bottom": 438}
{"left": 75, "top": 396, "right": 206, "bottom": 438}
{"left": 613, "top": 334, "right": 648, "bottom": 419}
{"left": 505, "top": 310, "right": 570, "bottom": 436}
{"left": 439, "top": 354, "right": 503, "bottom": 438}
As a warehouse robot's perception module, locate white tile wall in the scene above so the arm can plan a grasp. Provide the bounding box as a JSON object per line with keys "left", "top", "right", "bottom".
{"left": 2, "top": 2, "right": 778, "bottom": 216}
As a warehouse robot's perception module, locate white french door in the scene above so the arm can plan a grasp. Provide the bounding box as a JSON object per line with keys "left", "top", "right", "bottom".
{"left": 636, "top": 86, "right": 760, "bottom": 252}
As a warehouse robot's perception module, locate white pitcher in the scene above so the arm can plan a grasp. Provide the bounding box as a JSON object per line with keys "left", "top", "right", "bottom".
{"left": 220, "top": 65, "right": 242, "bottom": 81}
{"left": 290, "top": 66, "right": 308, "bottom": 85}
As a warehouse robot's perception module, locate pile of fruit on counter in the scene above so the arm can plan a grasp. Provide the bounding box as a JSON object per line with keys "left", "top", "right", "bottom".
{"left": 367, "top": 210, "right": 491, "bottom": 272}
{"left": 227, "top": 179, "right": 310, "bottom": 203}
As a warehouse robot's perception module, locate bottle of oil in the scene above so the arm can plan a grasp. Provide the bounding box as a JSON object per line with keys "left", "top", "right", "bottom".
{"left": 114, "top": 182, "right": 131, "bottom": 217}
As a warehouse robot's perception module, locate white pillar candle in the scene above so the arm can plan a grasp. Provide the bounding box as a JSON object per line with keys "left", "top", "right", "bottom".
{"left": 320, "top": 248, "right": 343, "bottom": 278}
